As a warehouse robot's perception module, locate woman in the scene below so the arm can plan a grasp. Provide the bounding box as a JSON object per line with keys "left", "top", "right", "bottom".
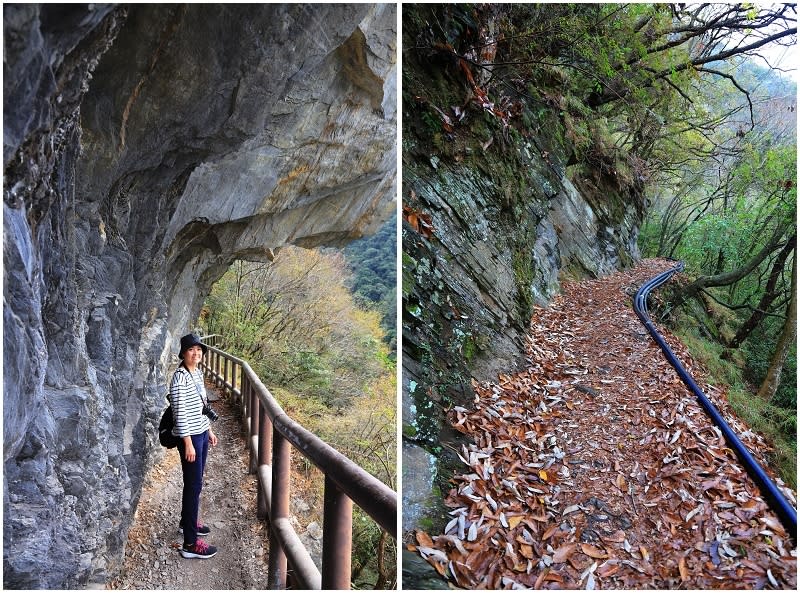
{"left": 170, "top": 333, "right": 219, "bottom": 559}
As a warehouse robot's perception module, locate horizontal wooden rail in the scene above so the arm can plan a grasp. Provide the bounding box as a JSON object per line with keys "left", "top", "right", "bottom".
{"left": 199, "top": 335, "right": 397, "bottom": 589}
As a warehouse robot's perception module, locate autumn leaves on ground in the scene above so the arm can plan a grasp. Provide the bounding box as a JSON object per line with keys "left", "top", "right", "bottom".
{"left": 410, "top": 259, "right": 797, "bottom": 589}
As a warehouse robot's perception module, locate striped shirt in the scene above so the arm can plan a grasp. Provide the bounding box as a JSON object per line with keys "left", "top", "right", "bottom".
{"left": 170, "top": 366, "right": 210, "bottom": 437}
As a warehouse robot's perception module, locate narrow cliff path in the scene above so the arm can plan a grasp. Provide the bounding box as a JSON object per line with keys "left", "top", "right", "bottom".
{"left": 412, "top": 258, "right": 797, "bottom": 589}
{"left": 109, "top": 392, "right": 268, "bottom": 589}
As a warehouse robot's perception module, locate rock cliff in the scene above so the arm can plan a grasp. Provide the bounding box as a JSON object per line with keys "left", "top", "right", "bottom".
{"left": 401, "top": 5, "right": 643, "bottom": 547}
{"left": 3, "top": 4, "right": 396, "bottom": 588}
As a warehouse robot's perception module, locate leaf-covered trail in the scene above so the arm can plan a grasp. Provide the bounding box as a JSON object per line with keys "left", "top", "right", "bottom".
{"left": 108, "top": 392, "right": 269, "bottom": 589}
{"left": 412, "top": 258, "right": 797, "bottom": 589}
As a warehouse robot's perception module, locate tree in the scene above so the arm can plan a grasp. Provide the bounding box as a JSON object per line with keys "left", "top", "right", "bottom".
{"left": 757, "top": 254, "right": 797, "bottom": 401}
{"left": 730, "top": 235, "right": 796, "bottom": 347}
{"left": 581, "top": 5, "right": 797, "bottom": 109}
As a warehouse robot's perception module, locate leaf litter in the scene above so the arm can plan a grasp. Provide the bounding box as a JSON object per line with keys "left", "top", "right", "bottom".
{"left": 410, "top": 259, "right": 797, "bottom": 589}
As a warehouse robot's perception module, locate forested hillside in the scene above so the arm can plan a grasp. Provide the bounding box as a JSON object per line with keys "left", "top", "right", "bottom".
{"left": 634, "top": 36, "right": 797, "bottom": 489}
{"left": 402, "top": 3, "right": 796, "bottom": 589}
{"left": 345, "top": 215, "right": 398, "bottom": 347}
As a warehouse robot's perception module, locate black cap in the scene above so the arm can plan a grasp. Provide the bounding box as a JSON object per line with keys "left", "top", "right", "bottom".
{"left": 179, "top": 333, "right": 208, "bottom": 359}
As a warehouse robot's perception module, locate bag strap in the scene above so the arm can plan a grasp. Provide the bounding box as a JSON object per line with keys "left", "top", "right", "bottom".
{"left": 188, "top": 369, "right": 209, "bottom": 407}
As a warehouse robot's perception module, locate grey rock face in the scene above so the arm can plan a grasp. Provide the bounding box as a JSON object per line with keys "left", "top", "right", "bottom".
{"left": 402, "top": 80, "right": 642, "bottom": 545}
{"left": 3, "top": 4, "right": 395, "bottom": 588}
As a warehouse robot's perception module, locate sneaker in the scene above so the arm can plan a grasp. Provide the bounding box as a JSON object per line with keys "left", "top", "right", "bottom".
{"left": 180, "top": 539, "right": 218, "bottom": 559}
{"left": 178, "top": 522, "right": 211, "bottom": 537}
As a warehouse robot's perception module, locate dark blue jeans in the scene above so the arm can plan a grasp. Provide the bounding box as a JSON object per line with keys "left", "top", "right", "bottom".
{"left": 177, "top": 430, "right": 209, "bottom": 545}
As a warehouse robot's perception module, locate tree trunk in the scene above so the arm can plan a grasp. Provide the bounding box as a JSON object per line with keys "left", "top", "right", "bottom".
{"left": 730, "top": 235, "right": 795, "bottom": 347}
{"left": 374, "top": 529, "right": 388, "bottom": 589}
{"left": 756, "top": 255, "right": 797, "bottom": 401}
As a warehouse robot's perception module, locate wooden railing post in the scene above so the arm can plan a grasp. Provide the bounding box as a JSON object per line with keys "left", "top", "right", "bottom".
{"left": 249, "top": 392, "right": 260, "bottom": 474}
{"left": 242, "top": 376, "right": 250, "bottom": 435}
{"left": 321, "top": 476, "right": 353, "bottom": 590}
{"left": 231, "top": 361, "right": 237, "bottom": 404}
{"left": 214, "top": 350, "right": 221, "bottom": 387}
{"left": 269, "top": 432, "right": 291, "bottom": 589}
{"left": 257, "top": 403, "right": 272, "bottom": 519}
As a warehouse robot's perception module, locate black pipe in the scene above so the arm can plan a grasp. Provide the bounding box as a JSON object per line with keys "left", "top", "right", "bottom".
{"left": 633, "top": 261, "right": 797, "bottom": 539}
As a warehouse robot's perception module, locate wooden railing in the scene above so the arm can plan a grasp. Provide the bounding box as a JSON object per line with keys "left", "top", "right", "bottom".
{"left": 198, "top": 335, "right": 397, "bottom": 589}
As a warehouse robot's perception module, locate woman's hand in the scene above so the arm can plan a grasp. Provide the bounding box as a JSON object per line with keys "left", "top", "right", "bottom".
{"left": 183, "top": 437, "right": 196, "bottom": 462}
{"left": 209, "top": 430, "right": 218, "bottom": 447}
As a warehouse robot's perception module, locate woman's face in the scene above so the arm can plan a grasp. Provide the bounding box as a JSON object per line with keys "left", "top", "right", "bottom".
{"left": 184, "top": 344, "right": 204, "bottom": 365}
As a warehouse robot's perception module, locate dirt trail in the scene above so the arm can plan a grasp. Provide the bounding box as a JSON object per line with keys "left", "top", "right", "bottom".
{"left": 109, "top": 391, "right": 268, "bottom": 589}
{"left": 412, "top": 258, "right": 797, "bottom": 589}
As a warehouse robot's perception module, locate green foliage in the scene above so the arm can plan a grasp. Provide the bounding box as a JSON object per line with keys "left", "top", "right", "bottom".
{"left": 202, "top": 248, "right": 392, "bottom": 409}
{"left": 344, "top": 216, "right": 397, "bottom": 348}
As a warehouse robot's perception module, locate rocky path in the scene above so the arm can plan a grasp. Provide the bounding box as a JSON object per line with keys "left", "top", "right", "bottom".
{"left": 411, "top": 258, "right": 797, "bottom": 589}
{"left": 108, "top": 392, "right": 268, "bottom": 589}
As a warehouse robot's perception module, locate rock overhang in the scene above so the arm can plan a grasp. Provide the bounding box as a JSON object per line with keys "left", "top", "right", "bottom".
{"left": 3, "top": 3, "right": 396, "bottom": 588}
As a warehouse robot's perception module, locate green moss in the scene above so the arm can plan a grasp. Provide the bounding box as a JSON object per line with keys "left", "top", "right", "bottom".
{"left": 512, "top": 248, "right": 535, "bottom": 322}
{"left": 402, "top": 252, "right": 418, "bottom": 298}
{"left": 727, "top": 389, "right": 797, "bottom": 489}
{"left": 462, "top": 334, "right": 477, "bottom": 361}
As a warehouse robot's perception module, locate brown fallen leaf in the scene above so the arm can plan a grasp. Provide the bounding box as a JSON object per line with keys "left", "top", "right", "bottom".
{"left": 678, "top": 557, "right": 688, "bottom": 581}
{"left": 542, "top": 524, "right": 560, "bottom": 540}
{"left": 534, "top": 567, "right": 549, "bottom": 589}
{"left": 416, "top": 531, "right": 434, "bottom": 548}
{"left": 507, "top": 515, "right": 524, "bottom": 529}
{"left": 740, "top": 499, "right": 761, "bottom": 512}
{"left": 616, "top": 473, "right": 628, "bottom": 491}
{"left": 553, "top": 543, "right": 576, "bottom": 564}
{"left": 601, "top": 530, "right": 627, "bottom": 544}
{"left": 597, "top": 561, "right": 620, "bottom": 578}
{"left": 759, "top": 516, "right": 785, "bottom": 534}
{"left": 431, "top": 559, "right": 447, "bottom": 577}
{"left": 544, "top": 572, "right": 565, "bottom": 583}
{"left": 581, "top": 543, "right": 609, "bottom": 559}
{"left": 519, "top": 544, "right": 534, "bottom": 559}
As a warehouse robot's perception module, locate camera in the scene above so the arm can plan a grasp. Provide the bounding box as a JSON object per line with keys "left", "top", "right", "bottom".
{"left": 202, "top": 404, "right": 219, "bottom": 422}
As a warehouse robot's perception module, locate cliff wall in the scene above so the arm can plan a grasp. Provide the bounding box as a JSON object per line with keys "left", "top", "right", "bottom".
{"left": 401, "top": 5, "right": 643, "bottom": 544}
{"left": 3, "top": 4, "right": 396, "bottom": 587}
